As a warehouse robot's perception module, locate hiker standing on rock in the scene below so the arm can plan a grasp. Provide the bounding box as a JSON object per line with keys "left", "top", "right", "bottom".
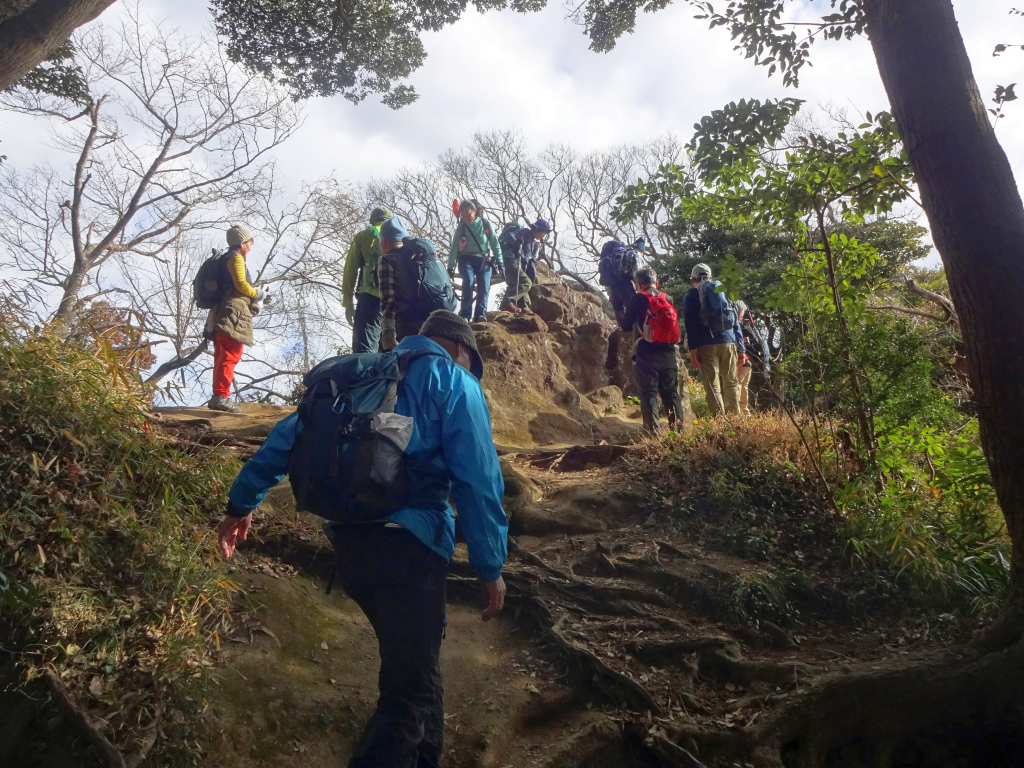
{"left": 342, "top": 206, "right": 392, "bottom": 353}
{"left": 498, "top": 218, "right": 552, "bottom": 313}
{"left": 682, "top": 263, "right": 745, "bottom": 418}
{"left": 378, "top": 217, "right": 458, "bottom": 350}
{"left": 598, "top": 238, "right": 642, "bottom": 324}
{"left": 446, "top": 199, "right": 502, "bottom": 322}
{"left": 619, "top": 267, "right": 686, "bottom": 433}
{"left": 215, "top": 309, "right": 507, "bottom": 768}
{"left": 205, "top": 224, "right": 269, "bottom": 414}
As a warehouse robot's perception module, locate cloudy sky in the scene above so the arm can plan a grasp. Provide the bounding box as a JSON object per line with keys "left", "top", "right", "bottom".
{"left": 3, "top": 0, "right": 1023, "bottom": 192}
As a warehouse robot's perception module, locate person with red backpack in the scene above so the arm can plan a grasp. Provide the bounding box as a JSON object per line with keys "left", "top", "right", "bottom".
{"left": 618, "top": 267, "right": 687, "bottom": 433}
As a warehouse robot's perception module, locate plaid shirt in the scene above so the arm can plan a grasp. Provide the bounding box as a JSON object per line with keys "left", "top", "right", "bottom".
{"left": 378, "top": 247, "right": 400, "bottom": 326}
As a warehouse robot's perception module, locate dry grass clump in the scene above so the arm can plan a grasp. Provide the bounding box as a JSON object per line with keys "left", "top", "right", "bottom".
{"left": 0, "top": 325, "right": 239, "bottom": 764}
{"left": 631, "top": 413, "right": 838, "bottom": 565}
{"left": 633, "top": 412, "right": 1009, "bottom": 615}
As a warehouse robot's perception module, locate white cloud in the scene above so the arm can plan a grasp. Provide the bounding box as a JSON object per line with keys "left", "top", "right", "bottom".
{"left": 5, "top": 0, "right": 1020, "bottom": 187}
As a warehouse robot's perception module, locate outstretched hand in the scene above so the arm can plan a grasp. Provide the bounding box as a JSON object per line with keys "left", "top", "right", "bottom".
{"left": 481, "top": 576, "right": 506, "bottom": 622}
{"left": 218, "top": 512, "right": 252, "bottom": 559}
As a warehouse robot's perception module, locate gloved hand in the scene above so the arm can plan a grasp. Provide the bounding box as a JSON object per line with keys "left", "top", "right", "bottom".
{"left": 262, "top": 292, "right": 273, "bottom": 306}
{"left": 447, "top": 266, "right": 456, "bottom": 280}
{"left": 380, "top": 325, "right": 398, "bottom": 351}
{"left": 345, "top": 305, "right": 355, "bottom": 326}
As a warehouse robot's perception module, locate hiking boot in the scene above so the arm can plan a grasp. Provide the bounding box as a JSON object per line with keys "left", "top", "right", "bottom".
{"left": 502, "top": 302, "right": 521, "bottom": 314}
{"left": 208, "top": 396, "right": 241, "bottom": 414}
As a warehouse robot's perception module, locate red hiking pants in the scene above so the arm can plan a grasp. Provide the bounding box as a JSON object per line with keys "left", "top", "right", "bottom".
{"left": 212, "top": 332, "right": 244, "bottom": 398}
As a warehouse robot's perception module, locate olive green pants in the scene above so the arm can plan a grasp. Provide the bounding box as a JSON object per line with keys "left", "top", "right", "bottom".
{"left": 697, "top": 343, "right": 741, "bottom": 417}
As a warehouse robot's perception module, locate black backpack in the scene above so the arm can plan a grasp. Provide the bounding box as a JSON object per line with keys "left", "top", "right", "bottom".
{"left": 498, "top": 221, "right": 522, "bottom": 260}
{"left": 193, "top": 249, "right": 229, "bottom": 309}
{"left": 394, "top": 237, "right": 458, "bottom": 314}
{"left": 288, "top": 349, "right": 444, "bottom": 522}
{"left": 598, "top": 241, "right": 631, "bottom": 287}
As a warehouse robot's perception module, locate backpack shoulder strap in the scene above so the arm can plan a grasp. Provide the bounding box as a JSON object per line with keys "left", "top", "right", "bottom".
{"left": 464, "top": 221, "right": 486, "bottom": 253}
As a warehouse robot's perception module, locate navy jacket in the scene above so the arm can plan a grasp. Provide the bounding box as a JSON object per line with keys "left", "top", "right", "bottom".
{"left": 500, "top": 226, "right": 536, "bottom": 264}
{"left": 682, "top": 286, "right": 744, "bottom": 354}
{"left": 619, "top": 289, "right": 678, "bottom": 357}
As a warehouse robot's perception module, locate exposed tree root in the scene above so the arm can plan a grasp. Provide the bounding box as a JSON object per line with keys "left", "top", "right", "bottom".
{"left": 747, "top": 640, "right": 1024, "bottom": 768}
{"left": 43, "top": 670, "right": 126, "bottom": 768}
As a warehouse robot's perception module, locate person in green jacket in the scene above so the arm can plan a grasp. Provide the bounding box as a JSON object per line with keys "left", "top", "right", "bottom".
{"left": 446, "top": 200, "right": 502, "bottom": 322}
{"left": 342, "top": 207, "right": 392, "bottom": 352}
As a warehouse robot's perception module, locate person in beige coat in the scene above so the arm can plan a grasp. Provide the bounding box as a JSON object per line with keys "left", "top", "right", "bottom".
{"left": 205, "top": 224, "right": 267, "bottom": 413}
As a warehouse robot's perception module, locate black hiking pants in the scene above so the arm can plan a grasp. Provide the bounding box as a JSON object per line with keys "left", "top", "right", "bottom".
{"left": 396, "top": 309, "right": 432, "bottom": 342}
{"left": 607, "top": 281, "right": 636, "bottom": 325}
{"left": 634, "top": 343, "right": 685, "bottom": 433}
{"left": 333, "top": 524, "right": 448, "bottom": 768}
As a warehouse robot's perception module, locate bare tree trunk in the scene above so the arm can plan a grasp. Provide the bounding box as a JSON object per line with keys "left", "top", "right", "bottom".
{"left": 144, "top": 338, "right": 209, "bottom": 387}
{"left": 864, "top": 0, "right": 1024, "bottom": 630}
{"left": 0, "top": 0, "right": 116, "bottom": 91}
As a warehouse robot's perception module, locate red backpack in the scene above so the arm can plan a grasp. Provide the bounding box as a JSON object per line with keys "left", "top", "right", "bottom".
{"left": 639, "top": 290, "right": 681, "bottom": 344}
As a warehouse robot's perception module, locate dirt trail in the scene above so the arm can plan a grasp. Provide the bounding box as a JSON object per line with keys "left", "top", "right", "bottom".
{"left": 155, "top": 404, "right": 1013, "bottom": 767}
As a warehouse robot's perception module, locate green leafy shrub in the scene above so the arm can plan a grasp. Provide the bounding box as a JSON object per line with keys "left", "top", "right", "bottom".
{"left": 637, "top": 415, "right": 1009, "bottom": 615}
{"left": 0, "top": 325, "right": 239, "bottom": 761}
{"left": 840, "top": 420, "right": 1009, "bottom": 613}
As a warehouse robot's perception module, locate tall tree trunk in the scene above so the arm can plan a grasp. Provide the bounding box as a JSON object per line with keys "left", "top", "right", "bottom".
{"left": 0, "top": 0, "right": 116, "bottom": 91}
{"left": 864, "top": 0, "right": 1024, "bottom": 631}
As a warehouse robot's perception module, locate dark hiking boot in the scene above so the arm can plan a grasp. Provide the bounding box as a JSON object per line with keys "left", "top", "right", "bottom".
{"left": 208, "top": 396, "right": 241, "bottom": 414}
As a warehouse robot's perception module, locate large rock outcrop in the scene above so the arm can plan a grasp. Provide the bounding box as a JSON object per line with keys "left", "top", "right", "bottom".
{"left": 478, "top": 264, "right": 689, "bottom": 447}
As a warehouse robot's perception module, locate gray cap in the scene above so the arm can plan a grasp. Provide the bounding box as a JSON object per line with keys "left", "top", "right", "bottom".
{"left": 226, "top": 224, "right": 254, "bottom": 247}
{"left": 418, "top": 309, "right": 484, "bottom": 381}
{"left": 690, "top": 262, "right": 712, "bottom": 280}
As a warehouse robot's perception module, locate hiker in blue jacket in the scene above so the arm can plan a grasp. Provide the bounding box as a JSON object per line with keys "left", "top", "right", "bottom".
{"left": 499, "top": 218, "right": 552, "bottom": 313}
{"left": 216, "top": 310, "right": 508, "bottom": 768}
{"left": 682, "top": 262, "right": 746, "bottom": 417}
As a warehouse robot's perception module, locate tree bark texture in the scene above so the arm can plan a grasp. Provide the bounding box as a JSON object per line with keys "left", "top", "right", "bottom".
{"left": 0, "top": 0, "right": 117, "bottom": 91}
{"left": 864, "top": 0, "right": 1024, "bottom": 585}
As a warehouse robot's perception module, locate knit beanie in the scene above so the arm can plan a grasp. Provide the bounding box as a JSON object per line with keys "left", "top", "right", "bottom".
{"left": 370, "top": 207, "right": 393, "bottom": 226}
{"left": 531, "top": 218, "right": 552, "bottom": 235}
{"left": 632, "top": 237, "right": 646, "bottom": 253}
{"left": 226, "top": 224, "right": 254, "bottom": 247}
{"left": 418, "top": 310, "right": 484, "bottom": 381}
{"left": 379, "top": 216, "right": 408, "bottom": 242}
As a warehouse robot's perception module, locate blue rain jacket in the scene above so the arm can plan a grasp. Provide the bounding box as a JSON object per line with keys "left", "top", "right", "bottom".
{"left": 226, "top": 336, "right": 508, "bottom": 582}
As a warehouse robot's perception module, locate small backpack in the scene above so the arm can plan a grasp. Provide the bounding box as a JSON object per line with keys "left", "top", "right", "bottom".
{"left": 193, "top": 249, "right": 229, "bottom": 309}
{"left": 598, "top": 241, "right": 630, "bottom": 287}
{"left": 698, "top": 279, "right": 737, "bottom": 336}
{"left": 639, "top": 290, "right": 681, "bottom": 344}
{"left": 498, "top": 221, "right": 522, "bottom": 259}
{"left": 288, "top": 350, "right": 443, "bottom": 522}
{"left": 397, "top": 237, "right": 458, "bottom": 314}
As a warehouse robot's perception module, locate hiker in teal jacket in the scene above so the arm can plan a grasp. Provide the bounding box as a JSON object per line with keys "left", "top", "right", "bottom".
{"left": 216, "top": 311, "right": 507, "bottom": 768}
{"left": 446, "top": 200, "right": 502, "bottom": 321}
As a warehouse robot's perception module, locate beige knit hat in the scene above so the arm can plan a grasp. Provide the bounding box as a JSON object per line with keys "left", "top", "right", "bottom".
{"left": 226, "top": 224, "right": 254, "bottom": 247}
